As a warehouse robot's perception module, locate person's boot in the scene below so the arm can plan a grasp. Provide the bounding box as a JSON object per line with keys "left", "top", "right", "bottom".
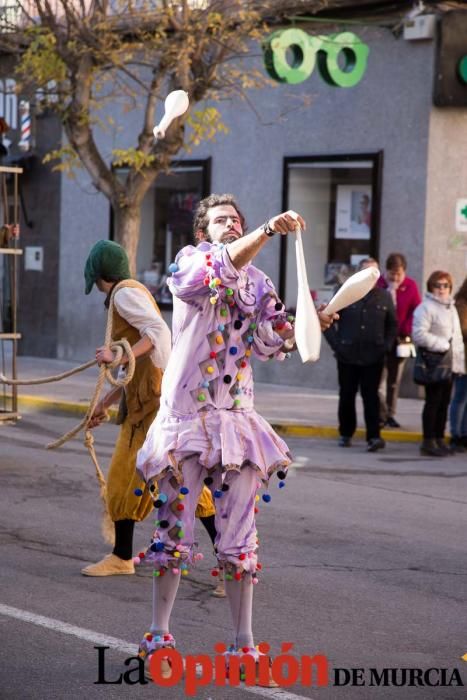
{"left": 367, "top": 437, "right": 386, "bottom": 452}
{"left": 224, "top": 646, "right": 279, "bottom": 688}
{"left": 436, "top": 439, "right": 453, "bottom": 456}
{"left": 139, "top": 632, "right": 176, "bottom": 682}
{"left": 419, "top": 439, "right": 446, "bottom": 457}
{"left": 449, "top": 437, "right": 465, "bottom": 453}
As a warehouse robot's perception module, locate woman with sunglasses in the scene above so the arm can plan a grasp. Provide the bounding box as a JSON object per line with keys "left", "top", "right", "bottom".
{"left": 412, "top": 271, "right": 465, "bottom": 457}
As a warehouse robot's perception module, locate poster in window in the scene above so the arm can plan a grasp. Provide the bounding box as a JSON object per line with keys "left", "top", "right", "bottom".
{"left": 335, "top": 185, "right": 372, "bottom": 240}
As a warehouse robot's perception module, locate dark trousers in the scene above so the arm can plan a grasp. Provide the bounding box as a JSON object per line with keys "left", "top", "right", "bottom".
{"left": 379, "top": 351, "right": 407, "bottom": 421}
{"left": 338, "top": 361, "right": 384, "bottom": 441}
{"left": 422, "top": 380, "right": 453, "bottom": 440}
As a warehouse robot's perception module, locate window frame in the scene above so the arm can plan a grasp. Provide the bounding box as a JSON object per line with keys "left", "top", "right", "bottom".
{"left": 109, "top": 157, "right": 211, "bottom": 242}
{"left": 109, "top": 157, "right": 211, "bottom": 309}
{"left": 280, "top": 151, "right": 383, "bottom": 300}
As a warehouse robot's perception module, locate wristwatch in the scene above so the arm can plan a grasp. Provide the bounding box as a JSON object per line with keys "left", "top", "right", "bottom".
{"left": 262, "top": 220, "right": 275, "bottom": 237}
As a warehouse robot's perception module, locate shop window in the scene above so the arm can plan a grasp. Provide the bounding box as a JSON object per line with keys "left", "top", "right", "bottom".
{"left": 112, "top": 159, "right": 210, "bottom": 308}
{"left": 281, "top": 153, "right": 382, "bottom": 307}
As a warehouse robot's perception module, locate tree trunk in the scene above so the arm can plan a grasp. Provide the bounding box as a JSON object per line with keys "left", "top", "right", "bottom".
{"left": 112, "top": 205, "right": 141, "bottom": 276}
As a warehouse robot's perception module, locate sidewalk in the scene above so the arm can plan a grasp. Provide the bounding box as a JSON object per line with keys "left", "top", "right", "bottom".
{"left": 3, "top": 355, "right": 424, "bottom": 442}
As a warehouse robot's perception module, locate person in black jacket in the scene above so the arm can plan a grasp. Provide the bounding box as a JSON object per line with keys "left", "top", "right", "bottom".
{"left": 324, "top": 258, "right": 398, "bottom": 452}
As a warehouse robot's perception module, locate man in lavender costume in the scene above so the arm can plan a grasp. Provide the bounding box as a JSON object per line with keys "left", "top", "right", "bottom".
{"left": 136, "top": 194, "right": 323, "bottom": 678}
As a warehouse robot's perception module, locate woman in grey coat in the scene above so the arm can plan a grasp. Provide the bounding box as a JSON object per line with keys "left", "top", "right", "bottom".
{"left": 412, "top": 270, "right": 465, "bottom": 457}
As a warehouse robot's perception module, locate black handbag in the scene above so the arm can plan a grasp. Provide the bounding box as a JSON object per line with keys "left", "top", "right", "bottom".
{"left": 413, "top": 343, "right": 453, "bottom": 385}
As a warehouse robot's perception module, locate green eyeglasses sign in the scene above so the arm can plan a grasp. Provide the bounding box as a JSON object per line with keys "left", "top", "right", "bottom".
{"left": 263, "top": 28, "right": 369, "bottom": 87}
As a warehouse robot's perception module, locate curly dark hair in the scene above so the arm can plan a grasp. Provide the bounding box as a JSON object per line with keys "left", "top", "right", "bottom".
{"left": 193, "top": 194, "right": 247, "bottom": 240}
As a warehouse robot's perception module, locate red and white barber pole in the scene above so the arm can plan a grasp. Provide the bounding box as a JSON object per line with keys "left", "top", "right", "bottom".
{"left": 18, "top": 100, "right": 31, "bottom": 152}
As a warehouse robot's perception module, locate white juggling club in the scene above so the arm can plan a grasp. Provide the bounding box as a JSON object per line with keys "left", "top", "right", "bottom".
{"left": 324, "top": 266, "right": 380, "bottom": 316}
{"left": 294, "top": 226, "right": 321, "bottom": 363}
{"left": 153, "top": 90, "right": 190, "bottom": 139}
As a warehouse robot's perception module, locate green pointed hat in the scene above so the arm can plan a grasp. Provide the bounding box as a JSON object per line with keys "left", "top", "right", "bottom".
{"left": 84, "top": 240, "right": 131, "bottom": 294}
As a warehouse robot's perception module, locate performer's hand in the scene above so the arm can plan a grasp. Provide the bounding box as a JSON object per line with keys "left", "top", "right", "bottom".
{"left": 95, "top": 346, "right": 115, "bottom": 366}
{"left": 88, "top": 400, "right": 107, "bottom": 429}
{"left": 274, "top": 320, "right": 294, "bottom": 340}
{"left": 268, "top": 210, "right": 306, "bottom": 235}
{"left": 317, "top": 304, "right": 339, "bottom": 331}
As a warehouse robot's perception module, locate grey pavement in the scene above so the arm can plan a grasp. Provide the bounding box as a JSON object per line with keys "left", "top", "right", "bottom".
{"left": 2, "top": 355, "right": 425, "bottom": 436}
{"left": 0, "top": 412, "right": 466, "bottom": 699}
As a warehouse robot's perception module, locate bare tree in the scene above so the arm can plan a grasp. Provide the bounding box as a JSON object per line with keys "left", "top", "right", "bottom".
{"left": 0, "top": 0, "right": 329, "bottom": 269}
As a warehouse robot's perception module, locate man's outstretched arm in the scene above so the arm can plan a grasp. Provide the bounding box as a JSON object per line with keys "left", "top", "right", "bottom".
{"left": 227, "top": 210, "right": 306, "bottom": 270}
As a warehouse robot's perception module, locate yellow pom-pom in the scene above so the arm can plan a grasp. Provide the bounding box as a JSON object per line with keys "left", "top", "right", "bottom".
{"left": 207, "top": 366, "right": 214, "bottom": 374}
{"left": 174, "top": 551, "right": 181, "bottom": 558}
{"left": 255, "top": 495, "right": 260, "bottom": 502}
{"left": 210, "top": 296, "right": 218, "bottom": 305}
{"left": 182, "top": 569, "right": 189, "bottom": 576}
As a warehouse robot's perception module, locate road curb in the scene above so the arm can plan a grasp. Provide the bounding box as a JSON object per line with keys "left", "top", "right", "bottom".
{"left": 17, "top": 394, "right": 422, "bottom": 442}
{"left": 18, "top": 395, "right": 118, "bottom": 419}
{"left": 269, "top": 422, "right": 421, "bottom": 442}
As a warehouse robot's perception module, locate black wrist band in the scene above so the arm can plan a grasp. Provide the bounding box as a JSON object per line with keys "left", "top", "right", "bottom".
{"left": 263, "top": 220, "right": 275, "bottom": 237}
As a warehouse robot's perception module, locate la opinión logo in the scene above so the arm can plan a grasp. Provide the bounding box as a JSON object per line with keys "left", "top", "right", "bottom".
{"left": 95, "top": 645, "right": 465, "bottom": 695}
{"left": 94, "top": 642, "right": 329, "bottom": 695}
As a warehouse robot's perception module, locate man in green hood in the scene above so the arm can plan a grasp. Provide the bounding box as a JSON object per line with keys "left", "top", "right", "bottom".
{"left": 81, "top": 240, "right": 218, "bottom": 582}
{"left": 81, "top": 240, "right": 172, "bottom": 576}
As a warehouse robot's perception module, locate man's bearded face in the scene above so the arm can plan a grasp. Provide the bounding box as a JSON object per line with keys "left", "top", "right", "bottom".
{"left": 201, "top": 205, "right": 243, "bottom": 244}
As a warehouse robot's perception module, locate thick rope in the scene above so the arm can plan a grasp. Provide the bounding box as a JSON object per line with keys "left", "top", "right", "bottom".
{"left": 0, "top": 359, "right": 97, "bottom": 385}
{"left": 45, "top": 338, "right": 134, "bottom": 449}
{"left": 0, "top": 281, "right": 136, "bottom": 545}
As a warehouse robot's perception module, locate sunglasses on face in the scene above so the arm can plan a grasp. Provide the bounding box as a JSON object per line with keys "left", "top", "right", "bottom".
{"left": 433, "top": 283, "right": 450, "bottom": 289}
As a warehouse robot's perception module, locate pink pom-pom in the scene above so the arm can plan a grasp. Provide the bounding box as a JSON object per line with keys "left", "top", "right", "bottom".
{"left": 172, "top": 568, "right": 180, "bottom": 574}
{"left": 133, "top": 557, "right": 141, "bottom": 565}
{"left": 194, "top": 553, "right": 204, "bottom": 561}
{"left": 252, "top": 577, "right": 259, "bottom": 585}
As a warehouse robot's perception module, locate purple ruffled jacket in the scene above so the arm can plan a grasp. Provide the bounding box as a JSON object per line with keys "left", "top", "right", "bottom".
{"left": 136, "top": 241, "right": 292, "bottom": 484}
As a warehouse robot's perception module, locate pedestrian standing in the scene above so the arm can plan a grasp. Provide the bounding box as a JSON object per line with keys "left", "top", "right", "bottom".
{"left": 377, "top": 253, "right": 421, "bottom": 428}
{"left": 412, "top": 270, "right": 465, "bottom": 457}
{"left": 324, "top": 258, "right": 398, "bottom": 452}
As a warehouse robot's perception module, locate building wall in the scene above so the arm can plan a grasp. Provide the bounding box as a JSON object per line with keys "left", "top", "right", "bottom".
{"left": 57, "top": 26, "right": 438, "bottom": 388}
{"left": 184, "top": 26, "right": 435, "bottom": 388}
{"left": 57, "top": 165, "right": 110, "bottom": 361}
{"left": 18, "top": 113, "right": 62, "bottom": 357}
{"left": 424, "top": 107, "right": 467, "bottom": 290}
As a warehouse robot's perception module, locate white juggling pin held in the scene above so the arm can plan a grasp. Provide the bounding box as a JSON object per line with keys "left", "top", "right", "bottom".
{"left": 294, "top": 227, "right": 321, "bottom": 363}
{"left": 153, "top": 90, "right": 190, "bottom": 139}
{"left": 324, "top": 266, "right": 380, "bottom": 316}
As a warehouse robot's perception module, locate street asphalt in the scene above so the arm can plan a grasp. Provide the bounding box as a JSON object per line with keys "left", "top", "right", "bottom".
{"left": 6, "top": 354, "right": 425, "bottom": 442}
{"left": 0, "top": 410, "right": 466, "bottom": 700}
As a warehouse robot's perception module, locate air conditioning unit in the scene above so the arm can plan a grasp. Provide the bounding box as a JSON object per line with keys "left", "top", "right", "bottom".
{"left": 403, "top": 14, "right": 436, "bottom": 41}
